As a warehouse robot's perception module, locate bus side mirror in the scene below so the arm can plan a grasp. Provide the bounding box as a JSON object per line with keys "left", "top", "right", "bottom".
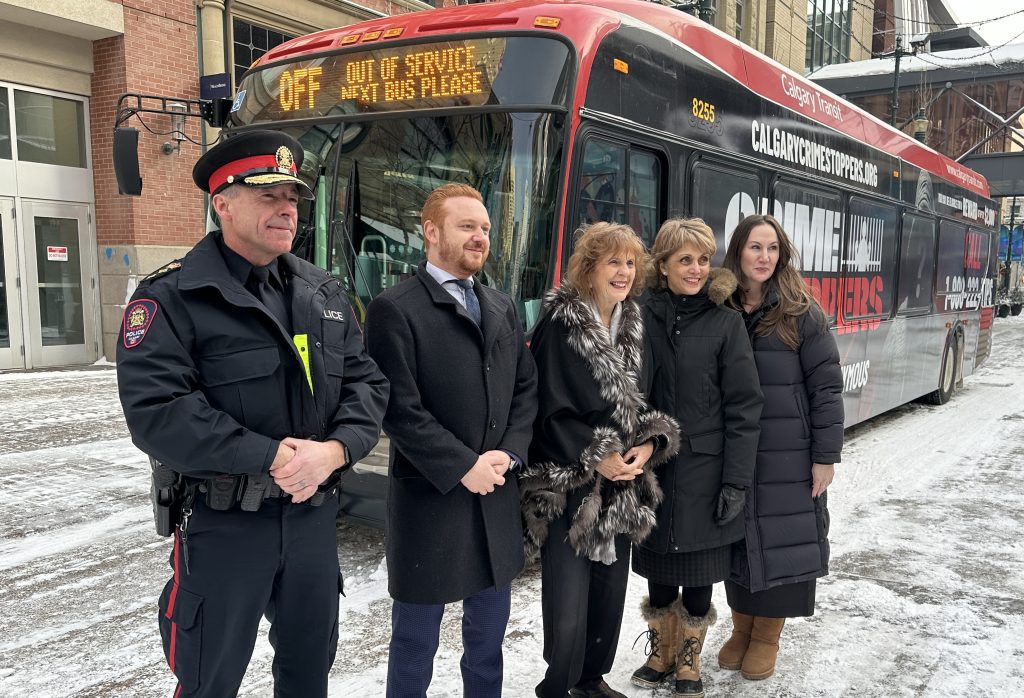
{"left": 113, "top": 127, "right": 143, "bottom": 196}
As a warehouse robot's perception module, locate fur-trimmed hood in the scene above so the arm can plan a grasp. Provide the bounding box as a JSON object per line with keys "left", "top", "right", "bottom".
{"left": 704, "top": 267, "right": 738, "bottom": 305}
{"left": 520, "top": 285, "right": 680, "bottom": 564}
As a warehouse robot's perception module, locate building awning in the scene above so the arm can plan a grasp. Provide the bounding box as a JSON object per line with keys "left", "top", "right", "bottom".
{"left": 960, "top": 152, "right": 1024, "bottom": 198}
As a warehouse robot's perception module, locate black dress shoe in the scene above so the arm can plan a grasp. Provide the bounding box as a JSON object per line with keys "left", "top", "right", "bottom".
{"left": 568, "top": 679, "right": 627, "bottom": 698}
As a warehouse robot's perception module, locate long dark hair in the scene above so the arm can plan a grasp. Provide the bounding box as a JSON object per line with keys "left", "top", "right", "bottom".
{"left": 723, "top": 214, "right": 817, "bottom": 350}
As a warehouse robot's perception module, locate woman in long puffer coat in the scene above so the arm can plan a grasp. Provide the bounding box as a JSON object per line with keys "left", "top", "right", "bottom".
{"left": 719, "top": 214, "right": 844, "bottom": 682}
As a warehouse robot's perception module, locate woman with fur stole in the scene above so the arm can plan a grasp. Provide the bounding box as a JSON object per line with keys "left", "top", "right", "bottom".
{"left": 520, "top": 222, "right": 680, "bottom": 698}
{"left": 630, "top": 218, "right": 763, "bottom": 698}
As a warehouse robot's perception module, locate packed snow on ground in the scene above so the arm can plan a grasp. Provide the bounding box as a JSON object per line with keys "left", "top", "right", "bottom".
{"left": 1, "top": 318, "right": 1023, "bottom": 697}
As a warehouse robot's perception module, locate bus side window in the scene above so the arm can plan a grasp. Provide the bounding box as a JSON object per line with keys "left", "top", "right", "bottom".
{"left": 772, "top": 180, "right": 842, "bottom": 321}
{"left": 690, "top": 161, "right": 759, "bottom": 262}
{"left": 629, "top": 150, "right": 661, "bottom": 246}
{"left": 574, "top": 137, "right": 663, "bottom": 249}
{"left": 898, "top": 213, "right": 936, "bottom": 314}
{"left": 577, "top": 139, "right": 626, "bottom": 227}
{"left": 845, "top": 197, "right": 897, "bottom": 319}
{"left": 935, "top": 221, "right": 969, "bottom": 311}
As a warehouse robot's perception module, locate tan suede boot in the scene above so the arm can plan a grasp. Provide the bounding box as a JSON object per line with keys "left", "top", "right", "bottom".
{"left": 740, "top": 616, "right": 786, "bottom": 680}
{"left": 673, "top": 602, "right": 716, "bottom": 697}
{"left": 717, "top": 609, "right": 754, "bottom": 670}
{"left": 630, "top": 597, "right": 680, "bottom": 688}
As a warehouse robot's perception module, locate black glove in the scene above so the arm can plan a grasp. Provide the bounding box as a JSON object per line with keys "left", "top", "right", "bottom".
{"left": 714, "top": 484, "right": 747, "bottom": 526}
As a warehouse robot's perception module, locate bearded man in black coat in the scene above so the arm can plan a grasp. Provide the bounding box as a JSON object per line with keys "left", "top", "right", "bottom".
{"left": 365, "top": 183, "right": 538, "bottom": 698}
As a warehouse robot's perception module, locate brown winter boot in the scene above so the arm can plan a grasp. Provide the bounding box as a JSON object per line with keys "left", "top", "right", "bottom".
{"left": 740, "top": 616, "right": 786, "bottom": 680}
{"left": 630, "top": 596, "right": 680, "bottom": 688}
{"left": 673, "top": 602, "right": 716, "bottom": 697}
{"left": 717, "top": 609, "right": 754, "bottom": 670}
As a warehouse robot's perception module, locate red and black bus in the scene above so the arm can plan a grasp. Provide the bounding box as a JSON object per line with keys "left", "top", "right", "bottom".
{"left": 228, "top": 0, "right": 997, "bottom": 441}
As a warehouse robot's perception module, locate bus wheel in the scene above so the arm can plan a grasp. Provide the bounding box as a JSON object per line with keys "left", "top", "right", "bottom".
{"left": 924, "top": 336, "right": 958, "bottom": 405}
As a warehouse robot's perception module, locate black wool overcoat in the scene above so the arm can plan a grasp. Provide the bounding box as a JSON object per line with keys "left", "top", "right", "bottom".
{"left": 365, "top": 264, "right": 538, "bottom": 604}
{"left": 731, "top": 293, "right": 844, "bottom": 593}
{"left": 638, "top": 270, "right": 763, "bottom": 556}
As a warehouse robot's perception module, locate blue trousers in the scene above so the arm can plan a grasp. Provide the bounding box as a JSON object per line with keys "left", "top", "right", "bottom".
{"left": 386, "top": 585, "right": 511, "bottom": 698}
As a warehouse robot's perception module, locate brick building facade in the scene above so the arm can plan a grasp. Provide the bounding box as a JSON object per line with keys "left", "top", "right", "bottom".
{"left": 0, "top": 0, "right": 443, "bottom": 369}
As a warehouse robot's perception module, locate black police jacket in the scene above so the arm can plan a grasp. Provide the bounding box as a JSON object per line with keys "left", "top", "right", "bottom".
{"left": 116, "top": 232, "right": 389, "bottom": 479}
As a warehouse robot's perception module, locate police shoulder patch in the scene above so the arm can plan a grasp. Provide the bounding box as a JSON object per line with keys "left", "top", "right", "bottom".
{"left": 142, "top": 260, "right": 182, "bottom": 283}
{"left": 123, "top": 299, "right": 159, "bottom": 349}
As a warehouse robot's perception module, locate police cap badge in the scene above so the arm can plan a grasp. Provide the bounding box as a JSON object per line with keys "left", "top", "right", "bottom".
{"left": 192, "top": 130, "right": 314, "bottom": 200}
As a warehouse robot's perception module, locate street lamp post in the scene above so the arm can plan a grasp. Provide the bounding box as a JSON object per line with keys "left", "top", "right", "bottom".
{"left": 877, "top": 35, "right": 920, "bottom": 127}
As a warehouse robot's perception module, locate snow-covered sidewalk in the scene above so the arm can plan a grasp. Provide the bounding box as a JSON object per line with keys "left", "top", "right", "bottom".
{"left": 2, "top": 317, "right": 1023, "bottom": 697}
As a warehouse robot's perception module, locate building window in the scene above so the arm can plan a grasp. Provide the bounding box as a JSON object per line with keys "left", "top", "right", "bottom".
{"left": 13, "top": 90, "right": 86, "bottom": 168}
{"left": 233, "top": 19, "right": 296, "bottom": 89}
{"left": 806, "top": 0, "right": 853, "bottom": 73}
{"left": 735, "top": 0, "right": 744, "bottom": 40}
{"left": 0, "top": 91, "right": 10, "bottom": 160}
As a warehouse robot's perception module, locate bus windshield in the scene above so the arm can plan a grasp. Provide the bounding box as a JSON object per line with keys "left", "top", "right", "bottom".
{"left": 231, "top": 35, "right": 572, "bottom": 328}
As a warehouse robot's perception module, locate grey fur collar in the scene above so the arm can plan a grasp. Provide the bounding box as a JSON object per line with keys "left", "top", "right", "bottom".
{"left": 520, "top": 285, "right": 681, "bottom": 563}
{"left": 543, "top": 285, "right": 645, "bottom": 437}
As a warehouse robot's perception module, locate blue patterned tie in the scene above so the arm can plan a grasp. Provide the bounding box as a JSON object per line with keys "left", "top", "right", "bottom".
{"left": 450, "top": 278, "right": 481, "bottom": 326}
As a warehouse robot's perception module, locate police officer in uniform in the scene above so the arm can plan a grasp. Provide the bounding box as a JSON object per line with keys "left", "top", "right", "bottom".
{"left": 116, "top": 131, "right": 389, "bottom": 697}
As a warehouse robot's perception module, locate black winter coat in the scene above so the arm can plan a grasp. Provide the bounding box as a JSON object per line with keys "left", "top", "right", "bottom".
{"left": 731, "top": 293, "right": 844, "bottom": 593}
{"left": 365, "top": 264, "right": 538, "bottom": 604}
{"left": 638, "top": 270, "right": 763, "bottom": 555}
{"left": 117, "top": 233, "right": 389, "bottom": 479}
{"left": 520, "top": 286, "right": 680, "bottom": 565}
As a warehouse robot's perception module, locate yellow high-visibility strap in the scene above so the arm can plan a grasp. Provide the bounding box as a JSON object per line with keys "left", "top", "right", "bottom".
{"left": 293, "top": 334, "right": 314, "bottom": 394}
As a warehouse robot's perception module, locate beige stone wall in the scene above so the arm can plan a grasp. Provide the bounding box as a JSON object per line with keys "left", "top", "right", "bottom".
{"left": 765, "top": 0, "right": 806, "bottom": 73}
{"left": 849, "top": 0, "right": 874, "bottom": 62}
{"left": 0, "top": 0, "right": 123, "bottom": 39}
{"left": 0, "top": 20, "right": 96, "bottom": 95}
{"left": 695, "top": 1, "right": 767, "bottom": 54}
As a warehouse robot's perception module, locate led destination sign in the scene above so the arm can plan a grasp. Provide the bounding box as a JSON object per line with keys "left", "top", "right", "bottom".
{"left": 258, "top": 39, "right": 504, "bottom": 120}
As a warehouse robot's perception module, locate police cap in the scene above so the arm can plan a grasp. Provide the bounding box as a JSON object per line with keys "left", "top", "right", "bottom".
{"left": 192, "top": 130, "right": 314, "bottom": 199}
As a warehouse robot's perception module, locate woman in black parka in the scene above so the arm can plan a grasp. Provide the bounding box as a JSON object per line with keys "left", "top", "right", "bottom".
{"left": 631, "top": 218, "right": 763, "bottom": 698}
{"left": 719, "top": 214, "right": 844, "bottom": 682}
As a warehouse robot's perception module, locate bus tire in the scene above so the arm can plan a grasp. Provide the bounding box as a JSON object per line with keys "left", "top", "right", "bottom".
{"left": 924, "top": 334, "right": 959, "bottom": 405}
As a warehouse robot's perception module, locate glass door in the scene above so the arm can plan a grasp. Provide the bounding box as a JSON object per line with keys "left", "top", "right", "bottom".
{"left": 21, "top": 200, "right": 97, "bottom": 367}
{"left": 0, "top": 197, "right": 25, "bottom": 369}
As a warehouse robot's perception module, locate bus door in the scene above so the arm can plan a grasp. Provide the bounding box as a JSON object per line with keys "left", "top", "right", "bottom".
{"left": 569, "top": 132, "right": 665, "bottom": 259}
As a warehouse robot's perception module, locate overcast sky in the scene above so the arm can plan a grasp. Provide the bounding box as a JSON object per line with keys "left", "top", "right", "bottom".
{"left": 944, "top": 1, "right": 1024, "bottom": 47}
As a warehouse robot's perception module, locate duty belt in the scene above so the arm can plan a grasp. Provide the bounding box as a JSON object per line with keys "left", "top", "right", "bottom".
{"left": 198, "top": 471, "right": 339, "bottom": 511}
